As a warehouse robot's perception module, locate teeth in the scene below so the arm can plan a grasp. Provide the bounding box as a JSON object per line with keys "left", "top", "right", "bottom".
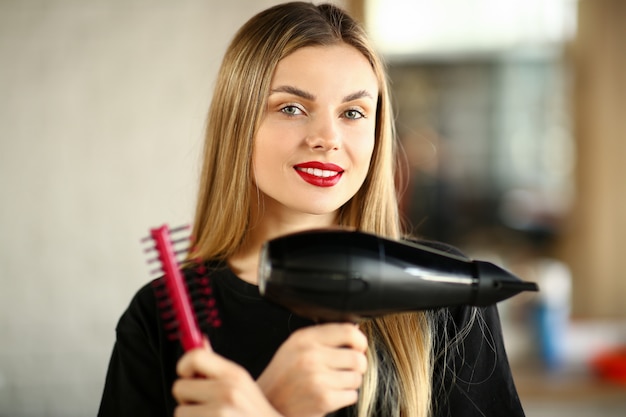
{"left": 297, "top": 167, "right": 339, "bottom": 178}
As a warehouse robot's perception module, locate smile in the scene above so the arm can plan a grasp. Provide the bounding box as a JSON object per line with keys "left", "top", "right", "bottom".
{"left": 295, "top": 167, "right": 339, "bottom": 178}
{"left": 294, "top": 162, "right": 344, "bottom": 187}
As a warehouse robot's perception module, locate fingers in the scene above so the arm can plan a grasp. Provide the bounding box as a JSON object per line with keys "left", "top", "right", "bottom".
{"left": 295, "top": 324, "right": 368, "bottom": 375}
{"left": 174, "top": 349, "right": 250, "bottom": 406}
{"left": 256, "top": 323, "right": 369, "bottom": 417}
{"left": 297, "top": 323, "right": 368, "bottom": 352}
{"left": 327, "top": 323, "right": 368, "bottom": 352}
{"left": 177, "top": 348, "right": 212, "bottom": 379}
{"left": 172, "top": 378, "right": 213, "bottom": 405}
{"left": 173, "top": 347, "right": 283, "bottom": 417}
{"left": 317, "top": 368, "right": 364, "bottom": 391}
{"left": 173, "top": 377, "right": 280, "bottom": 417}
{"left": 177, "top": 338, "right": 212, "bottom": 378}
{"left": 174, "top": 324, "right": 368, "bottom": 417}
{"left": 324, "top": 347, "right": 368, "bottom": 373}
{"left": 176, "top": 340, "right": 249, "bottom": 382}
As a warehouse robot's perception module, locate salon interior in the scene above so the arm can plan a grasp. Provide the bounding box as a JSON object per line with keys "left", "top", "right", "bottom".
{"left": 355, "top": 0, "right": 626, "bottom": 415}
{"left": 0, "top": 0, "right": 624, "bottom": 416}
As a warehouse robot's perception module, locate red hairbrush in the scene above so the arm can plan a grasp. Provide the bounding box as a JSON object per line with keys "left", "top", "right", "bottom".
{"left": 143, "top": 224, "right": 219, "bottom": 351}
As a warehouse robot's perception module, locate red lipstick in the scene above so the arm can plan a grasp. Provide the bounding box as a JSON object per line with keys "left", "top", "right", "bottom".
{"left": 294, "top": 161, "right": 344, "bottom": 187}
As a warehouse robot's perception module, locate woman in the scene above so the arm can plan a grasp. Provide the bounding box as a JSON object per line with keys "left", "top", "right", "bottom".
{"left": 98, "top": 3, "right": 525, "bottom": 417}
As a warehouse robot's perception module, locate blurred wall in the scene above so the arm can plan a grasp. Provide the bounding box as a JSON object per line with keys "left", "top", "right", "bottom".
{"left": 0, "top": 1, "right": 342, "bottom": 416}
{"left": 557, "top": 0, "right": 626, "bottom": 318}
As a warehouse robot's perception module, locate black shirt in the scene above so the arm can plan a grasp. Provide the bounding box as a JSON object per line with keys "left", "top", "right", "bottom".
{"left": 98, "top": 259, "right": 525, "bottom": 417}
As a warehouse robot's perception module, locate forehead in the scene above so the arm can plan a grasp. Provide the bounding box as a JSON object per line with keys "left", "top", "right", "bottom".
{"left": 270, "top": 43, "right": 379, "bottom": 94}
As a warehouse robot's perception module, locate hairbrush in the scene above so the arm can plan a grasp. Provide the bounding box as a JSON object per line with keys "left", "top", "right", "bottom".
{"left": 143, "top": 224, "right": 220, "bottom": 351}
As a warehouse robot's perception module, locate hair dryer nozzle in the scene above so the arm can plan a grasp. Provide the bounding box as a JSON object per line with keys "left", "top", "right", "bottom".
{"left": 474, "top": 260, "right": 539, "bottom": 305}
{"left": 259, "top": 229, "right": 539, "bottom": 322}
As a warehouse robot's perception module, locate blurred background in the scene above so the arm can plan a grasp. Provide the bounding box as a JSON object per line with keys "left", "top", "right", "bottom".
{"left": 0, "top": 0, "right": 624, "bottom": 416}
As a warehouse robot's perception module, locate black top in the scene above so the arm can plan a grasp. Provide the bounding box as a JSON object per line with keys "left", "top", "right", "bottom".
{"left": 98, "top": 254, "right": 525, "bottom": 417}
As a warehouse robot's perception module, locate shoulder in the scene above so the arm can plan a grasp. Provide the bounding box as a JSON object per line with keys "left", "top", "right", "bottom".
{"left": 115, "top": 266, "right": 214, "bottom": 337}
{"left": 114, "top": 280, "right": 162, "bottom": 346}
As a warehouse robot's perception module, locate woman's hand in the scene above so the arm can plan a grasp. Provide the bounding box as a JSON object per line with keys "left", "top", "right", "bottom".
{"left": 256, "top": 323, "right": 368, "bottom": 417}
{"left": 173, "top": 340, "right": 283, "bottom": 417}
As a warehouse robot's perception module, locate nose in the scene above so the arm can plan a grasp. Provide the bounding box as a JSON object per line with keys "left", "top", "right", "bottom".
{"left": 305, "top": 113, "right": 340, "bottom": 151}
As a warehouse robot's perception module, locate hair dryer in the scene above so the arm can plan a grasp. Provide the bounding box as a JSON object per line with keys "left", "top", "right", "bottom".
{"left": 258, "top": 229, "right": 538, "bottom": 322}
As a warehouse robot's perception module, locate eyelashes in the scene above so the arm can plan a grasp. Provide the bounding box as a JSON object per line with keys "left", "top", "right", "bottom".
{"left": 280, "top": 104, "right": 304, "bottom": 116}
{"left": 343, "top": 108, "right": 366, "bottom": 120}
{"left": 279, "top": 104, "right": 367, "bottom": 119}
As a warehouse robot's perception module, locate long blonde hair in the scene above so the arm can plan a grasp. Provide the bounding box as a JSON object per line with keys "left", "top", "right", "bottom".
{"left": 190, "top": 3, "right": 432, "bottom": 416}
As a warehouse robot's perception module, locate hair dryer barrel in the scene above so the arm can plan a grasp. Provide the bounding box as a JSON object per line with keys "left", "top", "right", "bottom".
{"left": 258, "top": 230, "right": 538, "bottom": 322}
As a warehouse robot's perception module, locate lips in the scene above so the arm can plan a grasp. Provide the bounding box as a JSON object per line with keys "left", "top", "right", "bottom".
{"left": 294, "top": 161, "right": 344, "bottom": 187}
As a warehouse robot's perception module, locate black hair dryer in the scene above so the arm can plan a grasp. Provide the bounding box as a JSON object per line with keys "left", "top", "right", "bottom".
{"left": 258, "top": 229, "right": 538, "bottom": 322}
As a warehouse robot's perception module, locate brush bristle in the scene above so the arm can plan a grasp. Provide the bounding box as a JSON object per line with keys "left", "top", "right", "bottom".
{"left": 151, "top": 263, "right": 221, "bottom": 342}
{"left": 144, "top": 224, "right": 220, "bottom": 349}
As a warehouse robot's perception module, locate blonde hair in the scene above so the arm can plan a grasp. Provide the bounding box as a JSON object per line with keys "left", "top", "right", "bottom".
{"left": 190, "top": 3, "right": 432, "bottom": 416}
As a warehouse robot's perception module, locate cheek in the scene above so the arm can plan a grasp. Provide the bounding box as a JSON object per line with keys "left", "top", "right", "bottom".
{"left": 252, "top": 137, "right": 292, "bottom": 189}
{"left": 251, "top": 126, "right": 275, "bottom": 180}
{"left": 355, "top": 133, "right": 376, "bottom": 172}
{"left": 252, "top": 146, "right": 273, "bottom": 184}
{"left": 357, "top": 136, "right": 377, "bottom": 185}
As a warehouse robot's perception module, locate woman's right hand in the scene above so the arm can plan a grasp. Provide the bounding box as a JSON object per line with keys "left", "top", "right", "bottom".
{"left": 173, "top": 340, "right": 283, "bottom": 417}
{"left": 256, "top": 323, "right": 368, "bottom": 417}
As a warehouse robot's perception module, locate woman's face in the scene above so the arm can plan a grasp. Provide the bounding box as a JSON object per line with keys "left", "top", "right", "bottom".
{"left": 252, "top": 43, "right": 378, "bottom": 220}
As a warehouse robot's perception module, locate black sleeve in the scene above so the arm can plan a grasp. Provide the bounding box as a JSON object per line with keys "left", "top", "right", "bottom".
{"left": 431, "top": 305, "right": 525, "bottom": 417}
{"left": 97, "top": 283, "right": 179, "bottom": 417}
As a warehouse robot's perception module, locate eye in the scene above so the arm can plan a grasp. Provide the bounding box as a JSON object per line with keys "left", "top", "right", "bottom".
{"left": 343, "top": 109, "right": 365, "bottom": 120}
{"left": 280, "top": 105, "right": 304, "bottom": 116}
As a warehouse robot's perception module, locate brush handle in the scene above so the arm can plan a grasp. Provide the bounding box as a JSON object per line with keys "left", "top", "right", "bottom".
{"left": 150, "top": 225, "right": 204, "bottom": 351}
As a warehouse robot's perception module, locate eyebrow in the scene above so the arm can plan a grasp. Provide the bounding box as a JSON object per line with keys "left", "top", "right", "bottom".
{"left": 270, "top": 85, "right": 315, "bottom": 101}
{"left": 270, "top": 85, "right": 375, "bottom": 103}
{"left": 342, "top": 90, "right": 375, "bottom": 102}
